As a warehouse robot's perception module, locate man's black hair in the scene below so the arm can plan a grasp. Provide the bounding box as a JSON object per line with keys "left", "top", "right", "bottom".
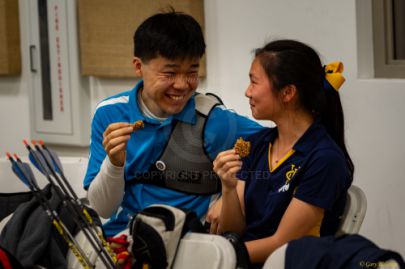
{"left": 134, "top": 10, "right": 206, "bottom": 62}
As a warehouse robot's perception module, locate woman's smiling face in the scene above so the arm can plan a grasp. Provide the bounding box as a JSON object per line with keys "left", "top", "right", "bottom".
{"left": 245, "top": 57, "right": 282, "bottom": 121}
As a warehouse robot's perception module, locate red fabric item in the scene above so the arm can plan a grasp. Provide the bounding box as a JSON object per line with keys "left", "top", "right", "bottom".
{"left": 117, "top": 251, "right": 129, "bottom": 260}
{"left": 107, "top": 234, "right": 132, "bottom": 269}
{"left": 107, "top": 234, "right": 129, "bottom": 247}
{"left": 0, "top": 249, "right": 12, "bottom": 269}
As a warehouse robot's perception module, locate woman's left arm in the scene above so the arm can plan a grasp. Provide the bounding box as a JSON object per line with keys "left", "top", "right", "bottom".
{"left": 245, "top": 197, "right": 324, "bottom": 264}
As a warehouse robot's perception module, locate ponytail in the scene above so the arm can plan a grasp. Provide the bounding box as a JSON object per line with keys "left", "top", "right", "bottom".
{"left": 321, "top": 62, "right": 354, "bottom": 176}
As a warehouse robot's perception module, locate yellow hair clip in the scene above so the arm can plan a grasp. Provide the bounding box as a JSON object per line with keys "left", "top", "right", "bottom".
{"left": 324, "top": 61, "right": 345, "bottom": 92}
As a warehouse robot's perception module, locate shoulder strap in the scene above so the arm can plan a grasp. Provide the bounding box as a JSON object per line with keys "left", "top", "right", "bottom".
{"left": 195, "top": 93, "right": 222, "bottom": 116}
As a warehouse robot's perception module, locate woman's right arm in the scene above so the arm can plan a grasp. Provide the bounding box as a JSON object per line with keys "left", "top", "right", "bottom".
{"left": 213, "top": 149, "right": 246, "bottom": 234}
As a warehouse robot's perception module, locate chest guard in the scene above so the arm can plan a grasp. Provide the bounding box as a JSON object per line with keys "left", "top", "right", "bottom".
{"left": 131, "top": 93, "right": 223, "bottom": 195}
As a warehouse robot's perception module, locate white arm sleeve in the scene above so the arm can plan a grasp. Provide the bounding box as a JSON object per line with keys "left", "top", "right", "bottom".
{"left": 87, "top": 157, "right": 125, "bottom": 218}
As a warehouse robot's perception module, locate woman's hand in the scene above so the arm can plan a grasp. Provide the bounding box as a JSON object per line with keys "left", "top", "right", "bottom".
{"left": 103, "top": 122, "right": 134, "bottom": 167}
{"left": 213, "top": 149, "right": 243, "bottom": 192}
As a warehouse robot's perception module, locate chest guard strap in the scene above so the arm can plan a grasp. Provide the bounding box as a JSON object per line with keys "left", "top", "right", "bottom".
{"left": 131, "top": 93, "right": 222, "bottom": 195}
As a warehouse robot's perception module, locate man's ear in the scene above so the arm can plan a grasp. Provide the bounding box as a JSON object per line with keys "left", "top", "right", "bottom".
{"left": 281, "top": 84, "right": 297, "bottom": 103}
{"left": 133, "top": 57, "right": 143, "bottom": 77}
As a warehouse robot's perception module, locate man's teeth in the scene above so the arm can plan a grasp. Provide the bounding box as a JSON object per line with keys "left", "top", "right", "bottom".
{"left": 169, "top": 95, "right": 184, "bottom": 100}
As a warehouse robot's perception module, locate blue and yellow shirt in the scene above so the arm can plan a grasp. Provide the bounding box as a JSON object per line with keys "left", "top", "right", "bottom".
{"left": 83, "top": 81, "right": 264, "bottom": 236}
{"left": 238, "top": 122, "right": 352, "bottom": 241}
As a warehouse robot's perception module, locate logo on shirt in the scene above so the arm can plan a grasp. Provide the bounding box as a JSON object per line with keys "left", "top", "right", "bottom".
{"left": 278, "top": 164, "right": 300, "bottom": 193}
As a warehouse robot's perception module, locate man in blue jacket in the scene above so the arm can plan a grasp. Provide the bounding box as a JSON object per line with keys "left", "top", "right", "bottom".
{"left": 83, "top": 10, "right": 263, "bottom": 237}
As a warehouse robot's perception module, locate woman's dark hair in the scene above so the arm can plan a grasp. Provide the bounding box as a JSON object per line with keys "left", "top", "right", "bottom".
{"left": 133, "top": 9, "right": 205, "bottom": 62}
{"left": 255, "top": 39, "right": 354, "bottom": 175}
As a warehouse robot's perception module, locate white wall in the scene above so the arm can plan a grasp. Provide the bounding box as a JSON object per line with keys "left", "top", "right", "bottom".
{"left": 0, "top": 0, "right": 404, "bottom": 257}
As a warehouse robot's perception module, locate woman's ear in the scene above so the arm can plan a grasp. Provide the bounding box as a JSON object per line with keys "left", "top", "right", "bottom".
{"left": 281, "top": 85, "right": 297, "bottom": 103}
{"left": 133, "top": 57, "right": 143, "bottom": 77}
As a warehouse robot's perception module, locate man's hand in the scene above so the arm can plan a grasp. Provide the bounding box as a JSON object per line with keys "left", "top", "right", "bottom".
{"left": 206, "top": 198, "right": 223, "bottom": 234}
{"left": 103, "top": 122, "right": 134, "bottom": 167}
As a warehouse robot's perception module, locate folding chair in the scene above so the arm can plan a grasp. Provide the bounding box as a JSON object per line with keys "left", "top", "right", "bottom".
{"left": 335, "top": 184, "right": 367, "bottom": 236}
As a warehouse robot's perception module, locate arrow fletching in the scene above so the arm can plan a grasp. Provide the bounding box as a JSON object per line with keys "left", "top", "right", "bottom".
{"left": 47, "top": 147, "right": 64, "bottom": 174}
{"left": 11, "top": 161, "right": 31, "bottom": 188}
{"left": 28, "top": 150, "right": 51, "bottom": 176}
{"left": 21, "top": 162, "right": 40, "bottom": 190}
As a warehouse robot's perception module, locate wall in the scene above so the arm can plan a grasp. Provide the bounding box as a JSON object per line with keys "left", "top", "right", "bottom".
{"left": 0, "top": 0, "right": 404, "bottom": 257}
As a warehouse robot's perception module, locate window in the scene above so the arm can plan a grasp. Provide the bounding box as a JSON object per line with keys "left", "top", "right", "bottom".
{"left": 372, "top": 0, "right": 405, "bottom": 78}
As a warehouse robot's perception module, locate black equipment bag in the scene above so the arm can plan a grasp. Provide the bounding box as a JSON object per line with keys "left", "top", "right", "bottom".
{"left": 129, "top": 204, "right": 206, "bottom": 269}
{"left": 0, "top": 184, "right": 102, "bottom": 269}
{"left": 0, "top": 191, "right": 32, "bottom": 223}
{"left": 129, "top": 204, "right": 251, "bottom": 269}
